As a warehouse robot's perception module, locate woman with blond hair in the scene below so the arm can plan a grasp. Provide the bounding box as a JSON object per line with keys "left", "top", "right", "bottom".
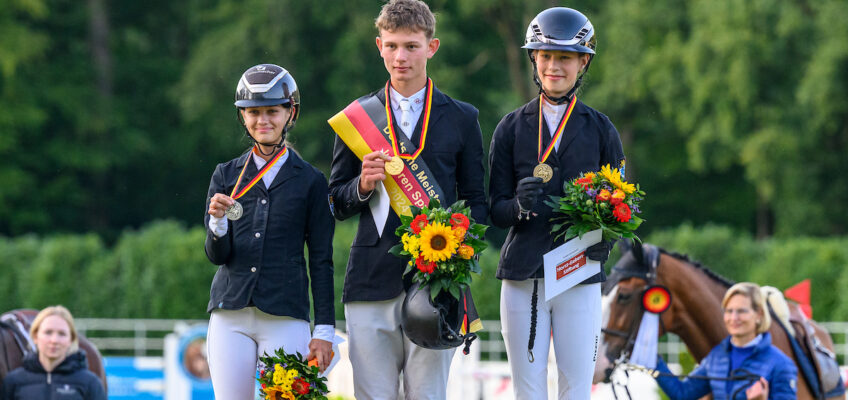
{"left": 654, "top": 283, "right": 797, "bottom": 399}
{"left": 1, "top": 305, "right": 106, "bottom": 400}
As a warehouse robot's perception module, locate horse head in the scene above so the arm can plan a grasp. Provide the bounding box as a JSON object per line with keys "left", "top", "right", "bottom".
{"left": 597, "top": 240, "right": 662, "bottom": 382}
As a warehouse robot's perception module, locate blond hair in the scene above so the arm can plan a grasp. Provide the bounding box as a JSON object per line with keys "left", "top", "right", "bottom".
{"left": 375, "top": 0, "right": 436, "bottom": 39}
{"left": 722, "top": 282, "right": 771, "bottom": 334}
{"left": 30, "top": 305, "right": 79, "bottom": 354}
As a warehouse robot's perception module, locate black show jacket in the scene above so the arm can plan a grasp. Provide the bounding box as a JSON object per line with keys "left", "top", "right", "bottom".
{"left": 204, "top": 149, "right": 335, "bottom": 326}
{"left": 489, "top": 97, "right": 625, "bottom": 283}
{"left": 329, "top": 86, "right": 488, "bottom": 303}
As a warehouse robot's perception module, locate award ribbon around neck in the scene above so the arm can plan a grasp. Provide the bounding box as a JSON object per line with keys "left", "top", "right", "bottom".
{"left": 537, "top": 94, "right": 577, "bottom": 164}
{"left": 384, "top": 78, "right": 433, "bottom": 161}
{"left": 230, "top": 146, "right": 288, "bottom": 200}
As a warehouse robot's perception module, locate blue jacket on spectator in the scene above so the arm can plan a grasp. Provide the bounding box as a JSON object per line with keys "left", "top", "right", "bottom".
{"left": 655, "top": 332, "right": 797, "bottom": 400}
{"left": 2, "top": 351, "right": 106, "bottom": 400}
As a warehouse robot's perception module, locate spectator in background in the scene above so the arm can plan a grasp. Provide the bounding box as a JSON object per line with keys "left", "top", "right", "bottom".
{"left": 1, "top": 305, "right": 106, "bottom": 400}
{"left": 654, "top": 282, "right": 797, "bottom": 399}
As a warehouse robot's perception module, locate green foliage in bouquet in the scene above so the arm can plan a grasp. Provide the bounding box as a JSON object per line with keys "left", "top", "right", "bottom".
{"left": 389, "top": 199, "right": 488, "bottom": 300}
{"left": 547, "top": 164, "right": 646, "bottom": 242}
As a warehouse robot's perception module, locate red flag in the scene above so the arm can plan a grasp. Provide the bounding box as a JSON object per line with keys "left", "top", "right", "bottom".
{"left": 784, "top": 279, "right": 812, "bottom": 318}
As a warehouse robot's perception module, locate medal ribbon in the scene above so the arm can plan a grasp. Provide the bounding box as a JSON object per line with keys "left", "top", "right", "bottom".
{"left": 229, "top": 146, "right": 288, "bottom": 200}
{"left": 537, "top": 94, "right": 577, "bottom": 163}
{"left": 384, "top": 78, "right": 433, "bottom": 161}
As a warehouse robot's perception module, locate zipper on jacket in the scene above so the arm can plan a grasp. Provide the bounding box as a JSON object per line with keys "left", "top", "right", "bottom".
{"left": 47, "top": 371, "right": 51, "bottom": 384}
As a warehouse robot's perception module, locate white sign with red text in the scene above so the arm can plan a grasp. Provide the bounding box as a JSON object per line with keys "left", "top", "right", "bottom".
{"left": 543, "top": 229, "right": 602, "bottom": 302}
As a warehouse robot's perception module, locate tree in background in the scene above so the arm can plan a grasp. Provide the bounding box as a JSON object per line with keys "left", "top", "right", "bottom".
{"left": 0, "top": 0, "right": 845, "bottom": 238}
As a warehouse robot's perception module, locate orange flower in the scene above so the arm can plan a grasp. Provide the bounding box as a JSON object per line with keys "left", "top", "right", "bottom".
{"left": 411, "top": 214, "right": 428, "bottom": 234}
{"left": 453, "top": 226, "right": 467, "bottom": 241}
{"left": 596, "top": 189, "right": 611, "bottom": 202}
{"left": 458, "top": 244, "right": 475, "bottom": 259}
{"left": 415, "top": 255, "right": 436, "bottom": 274}
{"left": 449, "top": 213, "right": 470, "bottom": 230}
{"left": 613, "top": 203, "right": 631, "bottom": 222}
{"left": 610, "top": 189, "right": 625, "bottom": 205}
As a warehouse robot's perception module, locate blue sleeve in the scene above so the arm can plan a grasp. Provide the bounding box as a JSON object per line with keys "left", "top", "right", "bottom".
{"left": 768, "top": 357, "right": 798, "bottom": 400}
{"left": 654, "top": 356, "right": 713, "bottom": 400}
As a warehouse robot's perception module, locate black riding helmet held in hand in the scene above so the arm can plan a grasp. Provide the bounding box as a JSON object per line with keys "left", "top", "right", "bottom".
{"left": 523, "top": 7, "right": 597, "bottom": 104}
{"left": 402, "top": 282, "right": 474, "bottom": 350}
{"left": 234, "top": 64, "right": 300, "bottom": 151}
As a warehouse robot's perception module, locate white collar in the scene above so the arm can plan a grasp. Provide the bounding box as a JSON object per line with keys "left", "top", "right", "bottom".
{"left": 390, "top": 86, "right": 427, "bottom": 112}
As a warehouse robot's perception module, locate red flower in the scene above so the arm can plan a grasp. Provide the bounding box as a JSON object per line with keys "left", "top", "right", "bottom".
{"left": 596, "top": 189, "right": 611, "bottom": 202}
{"left": 415, "top": 255, "right": 436, "bottom": 274}
{"left": 292, "top": 378, "right": 310, "bottom": 395}
{"left": 575, "top": 177, "right": 594, "bottom": 190}
{"left": 613, "top": 203, "right": 632, "bottom": 222}
{"left": 411, "top": 214, "right": 429, "bottom": 234}
{"left": 449, "top": 213, "right": 470, "bottom": 230}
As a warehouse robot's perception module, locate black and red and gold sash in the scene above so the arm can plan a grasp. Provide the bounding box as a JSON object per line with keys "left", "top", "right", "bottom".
{"left": 328, "top": 86, "right": 446, "bottom": 217}
{"left": 230, "top": 146, "right": 288, "bottom": 200}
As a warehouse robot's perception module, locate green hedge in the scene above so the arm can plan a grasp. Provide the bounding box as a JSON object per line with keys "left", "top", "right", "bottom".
{"left": 1, "top": 221, "right": 846, "bottom": 322}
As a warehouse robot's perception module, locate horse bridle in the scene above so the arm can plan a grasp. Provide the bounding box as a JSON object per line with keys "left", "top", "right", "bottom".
{"left": 600, "top": 244, "right": 661, "bottom": 383}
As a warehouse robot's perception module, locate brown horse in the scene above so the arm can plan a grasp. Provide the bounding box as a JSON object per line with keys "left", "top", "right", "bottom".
{"left": 599, "top": 241, "right": 844, "bottom": 400}
{"left": 0, "top": 309, "right": 106, "bottom": 391}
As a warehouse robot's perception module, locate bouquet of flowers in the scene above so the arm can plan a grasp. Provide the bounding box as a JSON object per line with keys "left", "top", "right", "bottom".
{"left": 256, "top": 348, "right": 328, "bottom": 400}
{"left": 548, "top": 164, "right": 645, "bottom": 242}
{"left": 389, "top": 199, "right": 488, "bottom": 300}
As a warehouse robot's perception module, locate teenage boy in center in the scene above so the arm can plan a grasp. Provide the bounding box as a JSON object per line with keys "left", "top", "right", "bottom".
{"left": 328, "top": 0, "right": 487, "bottom": 398}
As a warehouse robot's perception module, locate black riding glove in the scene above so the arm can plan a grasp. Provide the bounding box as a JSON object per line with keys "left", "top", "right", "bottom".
{"left": 586, "top": 240, "right": 613, "bottom": 265}
{"left": 516, "top": 176, "right": 544, "bottom": 213}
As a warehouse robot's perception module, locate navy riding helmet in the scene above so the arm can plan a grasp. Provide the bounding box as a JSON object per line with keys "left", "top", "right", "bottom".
{"left": 522, "top": 7, "right": 597, "bottom": 102}
{"left": 234, "top": 64, "right": 300, "bottom": 132}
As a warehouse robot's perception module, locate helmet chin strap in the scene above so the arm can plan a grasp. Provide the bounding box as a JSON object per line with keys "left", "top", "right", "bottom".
{"left": 530, "top": 53, "right": 593, "bottom": 105}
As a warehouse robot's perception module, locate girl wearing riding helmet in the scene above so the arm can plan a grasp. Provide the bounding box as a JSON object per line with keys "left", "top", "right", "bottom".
{"left": 488, "top": 7, "right": 625, "bottom": 399}
{"left": 1, "top": 306, "right": 106, "bottom": 400}
{"left": 204, "top": 64, "right": 335, "bottom": 398}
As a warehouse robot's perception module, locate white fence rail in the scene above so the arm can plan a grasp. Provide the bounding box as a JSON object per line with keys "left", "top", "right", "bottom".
{"left": 76, "top": 318, "right": 848, "bottom": 363}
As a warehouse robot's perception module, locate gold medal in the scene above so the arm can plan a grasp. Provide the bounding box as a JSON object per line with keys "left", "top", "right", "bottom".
{"left": 533, "top": 163, "right": 553, "bottom": 183}
{"left": 384, "top": 156, "right": 404, "bottom": 176}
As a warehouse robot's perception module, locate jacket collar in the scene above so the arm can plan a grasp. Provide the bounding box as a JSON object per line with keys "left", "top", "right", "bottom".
{"left": 721, "top": 332, "right": 772, "bottom": 354}
{"left": 24, "top": 351, "right": 87, "bottom": 374}
{"left": 231, "top": 147, "right": 303, "bottom": 193}
{"left": 521, "top": 96, "right": 588, "bottom": 159}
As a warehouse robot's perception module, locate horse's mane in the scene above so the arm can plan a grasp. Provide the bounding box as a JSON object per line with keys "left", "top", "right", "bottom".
{"left": 658, "top": 248, "right": 736, "bottom": 288}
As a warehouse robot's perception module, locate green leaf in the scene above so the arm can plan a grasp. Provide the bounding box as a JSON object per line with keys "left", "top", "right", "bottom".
{"left": 449, "top": 284, "right": 460, "bottom": 300}
{"left": 429, "top": 198, "right": 441, "bottom": 209}
{"left": 388, "top": 243, "right": 405, "bottom": 257}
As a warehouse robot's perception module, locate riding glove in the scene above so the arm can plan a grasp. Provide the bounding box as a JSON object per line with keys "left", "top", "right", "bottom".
{"left": 586, "top": 240, "right": 613, "bottom": 265}
{"left": 516, "top": 176, "right": 544, "bottom": 212}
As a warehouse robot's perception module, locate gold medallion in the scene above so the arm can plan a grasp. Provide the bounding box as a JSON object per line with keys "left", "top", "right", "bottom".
{"left": 533, "top": 163, "right": 553, "bottom": 183}
{"left": 385, "top": 156, "right": 404, "bottom": 176}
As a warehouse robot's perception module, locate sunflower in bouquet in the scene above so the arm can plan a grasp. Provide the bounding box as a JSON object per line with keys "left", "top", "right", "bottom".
{"left": 257, "top": 348, "right": 328, "bottom": 400}
{"left": 389, "top": 199, "right": 488, "bottom": 300}
{"left": 547, "top": 164, "right": 645, "bottom": 242}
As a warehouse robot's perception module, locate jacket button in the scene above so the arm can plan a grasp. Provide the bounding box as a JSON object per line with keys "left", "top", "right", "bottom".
{"left": 251, "top": 267, "right": 257, "bottom": 272}
{"left": 261, "top": 199, "right": 267, "bottom": 205}
{"left": 255, "top": 232, "right": 261, "bottom": 238}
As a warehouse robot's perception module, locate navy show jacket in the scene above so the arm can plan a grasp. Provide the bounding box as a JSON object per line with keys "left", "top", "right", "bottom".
{"left": 204, "top": 149, "right": 335, "bottom": 326}
{"left": 488, "top": 97, "right": 625, "bottom": 282}
{"left": 329, "top": 86, "right": 488, "bottom": 303}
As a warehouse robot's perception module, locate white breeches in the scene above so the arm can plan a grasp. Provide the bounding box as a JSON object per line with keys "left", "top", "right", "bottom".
{"left": 345, "top": 294, "right": 455, "bottom": 400}
{"left": 206, "top": 307, "right": 311, "bottom": 399}
{"left": 501, "top": 279, "right": 602, "bottom": 399}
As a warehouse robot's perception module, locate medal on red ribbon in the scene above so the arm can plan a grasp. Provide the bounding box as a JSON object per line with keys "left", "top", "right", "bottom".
{"left": 534, "top": 95, "right": 577, "bottom": 183}
{"left": 225, "top": 146, "right": 288, "bottom": 220}
{"left": 384, "top": 78, "right": 434, "bottom": 168}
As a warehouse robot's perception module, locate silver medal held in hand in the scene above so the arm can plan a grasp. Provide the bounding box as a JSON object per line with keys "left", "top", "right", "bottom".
{"left": 225, "top": 201, "right": 243, "bottom": 220}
